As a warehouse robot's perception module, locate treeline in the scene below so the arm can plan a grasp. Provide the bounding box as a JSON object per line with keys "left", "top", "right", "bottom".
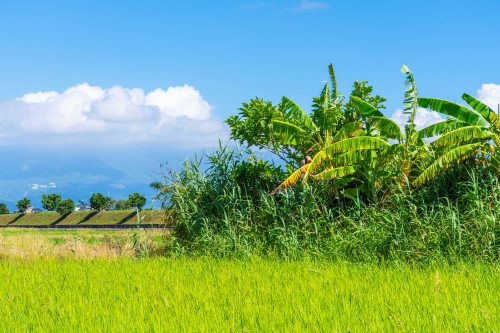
{"left": 156, "top": 64, "right": 500, "bottom": 263}
{"left": 0, "top": 192, "right": 147, "bottom": 215}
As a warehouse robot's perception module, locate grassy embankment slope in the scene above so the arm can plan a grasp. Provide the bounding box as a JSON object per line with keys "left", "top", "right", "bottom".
{"left": 0, "top": 259, "right": 498, "bottom": 332}
{"left": 0, "top": 210, "right": 165, "bottom": 226}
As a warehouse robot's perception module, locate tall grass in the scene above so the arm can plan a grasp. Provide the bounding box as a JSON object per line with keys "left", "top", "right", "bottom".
{"left": 0, "top": 258, "right": 499, "bottom": 332}
{"left": 162, "top": 145, "right": 500, "bottom": 262}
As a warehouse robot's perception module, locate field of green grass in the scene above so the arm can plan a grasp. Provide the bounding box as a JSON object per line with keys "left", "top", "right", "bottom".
{"left": 0, "top": 210, "right": 166, "bottom": 226}
{"left": 0, "top": 257, "right": 498, "bottom": 332}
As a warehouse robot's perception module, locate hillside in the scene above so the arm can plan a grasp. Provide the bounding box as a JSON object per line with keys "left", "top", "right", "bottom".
{"left": 0, "top": 210, "right": 166, "bottom": 226}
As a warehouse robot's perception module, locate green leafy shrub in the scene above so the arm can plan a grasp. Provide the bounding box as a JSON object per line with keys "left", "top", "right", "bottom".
{"left": 0, "top": 203, "right": 9, "bottom": 215}
{"left": 115, "top": 199, "right": 131, "bottom": 210}
{"left": 56, "top": 199, "right": 75, "bottom": 215}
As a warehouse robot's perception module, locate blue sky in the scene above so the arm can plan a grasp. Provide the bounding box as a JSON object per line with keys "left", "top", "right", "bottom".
{"left": 0, "top": 0, "right": 499, "bottom": 206}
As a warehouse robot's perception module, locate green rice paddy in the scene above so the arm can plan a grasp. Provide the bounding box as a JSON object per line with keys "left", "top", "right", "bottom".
{"left": 0, "top": 258, "right": 498, "bottom": 332}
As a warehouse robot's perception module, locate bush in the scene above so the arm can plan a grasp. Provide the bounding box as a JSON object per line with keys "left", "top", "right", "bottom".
{"left": 115, "top": 199, "right": 131, "bottom": 210}
{"left": 0, "top": 203, "right": 9, "bottom": 215}
{"left": 56, "top": 199, "right": 75, "bottom": 214}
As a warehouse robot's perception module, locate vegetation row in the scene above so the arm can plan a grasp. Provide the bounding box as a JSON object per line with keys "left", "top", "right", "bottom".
{"left": 0, "top": 192, "right": 148, "bottom": 215}
{"left": 153, "top": 63, "right": 500, "bottom": 263}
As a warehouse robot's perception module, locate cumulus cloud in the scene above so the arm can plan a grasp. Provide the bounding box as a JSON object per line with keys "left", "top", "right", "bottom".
{"left": 477, "top": 83, "right": 500, "bottom": 111}
{"left": 0, "top": 83, "right": 226, "bottom": 148}
{"left": 391, "top": 107, "right": 444, "bottom": 131}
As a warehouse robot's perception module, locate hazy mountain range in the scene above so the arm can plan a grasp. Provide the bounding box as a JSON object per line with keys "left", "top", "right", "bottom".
{"left": 0, "top": 147, "right": 185, "bottom": 211}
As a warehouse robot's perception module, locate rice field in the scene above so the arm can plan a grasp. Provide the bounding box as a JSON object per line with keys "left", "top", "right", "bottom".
{"left": 0, "top": 229, "right": 499, "bottom": 332}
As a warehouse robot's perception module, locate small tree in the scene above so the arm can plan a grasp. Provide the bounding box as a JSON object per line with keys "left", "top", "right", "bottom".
{"left": 0, "top": 203, "right": 9, "bottom": 215}
{"left": 115, "top": 199, "right": 131, "bottom": 210}
{"left": 104, "top": 197, "right": 116, "bottom": 211}
{"left": 16, "top": 197, "right": 31, "bottom": 213}
{"left": 150, "top": 181, "right": 168, "bottom": 208}
{"left": 128, "top": 192, "right": 147, "bottom": 211}
{"left": 56, "top": 199, "right": 75, "bottom": 214}
{"left": 41, "top": 193, "right": 62, "bottom": 212}
{"left": 89, "top": 193, "right": 107, "bottom": 211}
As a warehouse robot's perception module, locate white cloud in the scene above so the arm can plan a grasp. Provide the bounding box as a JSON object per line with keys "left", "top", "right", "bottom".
{"left": 391, "top": 107, "right": 444, "bottom": 131}
{"left": 477, "top": 83, "right": 500, "bottom": 111}
{"left": 16, "top": 91, "right": 59, "bottom": 104}
{"left": 289, "top": 1, "right": 329, "bottom": 11}
{"left": 0, "top": 83, "right": 227, "bottom": 148}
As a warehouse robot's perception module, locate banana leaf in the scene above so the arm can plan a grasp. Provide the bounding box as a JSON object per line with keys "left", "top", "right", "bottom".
{"left": 368, "top": 116, "right": 403, "bottom": 140}
{"left": 412, "top": 143, "right": 482, "bottom": 187}
{"left": 461, "top": 93, "right": 494, "bottom": 122}
{"left": 418, "top": 119, "right": 466, "bottom": 138}
{"left": 271, "top": 120, "right": 305, "bottom": 145}
{"left": 350, "top": 96, "right": 384, "bottom": 117}
{"left": 281, "top": 96, "right": 318, "bottom": 131}
{"left": 418, "top": 97, "right": 490, "bottom": 127}
{"left": 432, "top": 126, "right": 493, "bottom": 147}
{"left": 332, "top": 121, "right": 363, "bottom": 140}
{"left": 312, "top": 166, "right": 357, "bottom": 181}
{"left": 269, "top": 164, "right": 310, "bottom": 196}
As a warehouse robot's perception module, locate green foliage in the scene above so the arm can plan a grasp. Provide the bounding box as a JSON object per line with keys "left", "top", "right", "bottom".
{"left": 225, "top": 98, "right": 299, "bottom": 165}
{"left": 416, "top": 90, "right": 500, "bottom": 186}
{"left": 114, "top": 199, "right": 131, "bottom": 210}
{"left": 16, "top": 197, "right": 31, "bottom": 213}
{"left": 0, "top": 203, "right": 9, "bottom": 215}
{"left": 41, "top": 193, "right": 62, "bottom": 212}
{"left": 418, "top": 98, "right": 490, "bottom": 127}
{"left": 418, "top": 119, "right": 466, "bottom": 138}
{"left": 161, "top": 144, "right": 500, "bottom": 263}
{"left": 128, "top": 192, "right": 146, "bottom": 211}
{"left": 349, "top": 96, "right": 384, "bottom": 118}
{"left": 89, "top": 193, "right": 108, "bottom": 211}
{"left": 367, "top": 116, "right": 403, "bottom": 140}
{"left": 149, "top": 181, "right": 163, "bottom": 191}
{"left": 432, "top": 126, "right": 493, "bottom": 147}
{"left": 400, "top": 64, "right": 419, "bottom": 136}
{"left": 343, "top": 80, "right": 386, "bottom": 124}
{"left": 56, "top": 199, "right": 75, "bottom": 214}
{"left": 158, "top": 62, "right": 500, "bottom": 263}
{"left": 225, "top": 64, "right": 387, "bottom": 168}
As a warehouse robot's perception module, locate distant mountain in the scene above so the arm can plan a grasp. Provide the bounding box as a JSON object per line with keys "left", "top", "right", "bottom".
{"left": 0, "top": 148, "right": 164, "bottom": 211}
{"left": 0, "top": 148, "right": 125, "bottom": 180}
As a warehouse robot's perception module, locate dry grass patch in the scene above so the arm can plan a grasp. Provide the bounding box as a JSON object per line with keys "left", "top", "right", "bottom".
{"left": 0, "top": 229, "right": 165, "bottom": 260}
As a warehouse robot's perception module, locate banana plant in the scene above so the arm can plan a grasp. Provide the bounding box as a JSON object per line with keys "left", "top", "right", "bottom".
{"left": 346, "top": 65, "right": 429, "bottom": 190}
{"left": 269, "top": 65, "right": 423, "bottom": 201}
{"left": 269, "top": 66, "right": 397, "bottom": 198}
{"left": 413, "top": 93, "right": 500, "bottom": 186}
{"left": 269, "top": 64, "right": 343, "bottom": 161}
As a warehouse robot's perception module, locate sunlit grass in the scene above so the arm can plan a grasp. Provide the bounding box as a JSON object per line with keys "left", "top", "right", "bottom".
{"left": 0, "top": 258, "right": 498, "bottom": 332}
{"left": 0, "top": 228, "right": 165, "bottom": 260}
{"left": 0, "top": 210, "right": 166, "bottom": 226}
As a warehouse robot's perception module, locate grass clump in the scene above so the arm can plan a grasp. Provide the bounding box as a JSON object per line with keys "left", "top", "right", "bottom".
{"left": 159, "top": 144, "right": 500, "bottom": 263}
